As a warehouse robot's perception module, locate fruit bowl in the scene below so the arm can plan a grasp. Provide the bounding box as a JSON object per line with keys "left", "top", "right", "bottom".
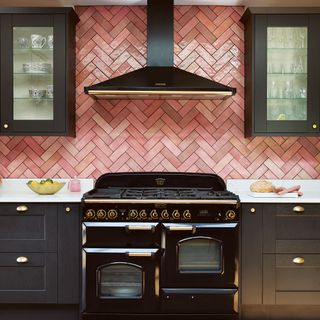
{"left": 27, "top": 179, "right": 65, "bottom": 195}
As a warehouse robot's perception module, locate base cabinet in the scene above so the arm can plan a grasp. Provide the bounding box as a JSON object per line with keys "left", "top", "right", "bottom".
{"left": 0, "top": 203, "right": 80, "bottom": 319}
{"left": 241, "top": 203, "right": 320, "bottom": 319}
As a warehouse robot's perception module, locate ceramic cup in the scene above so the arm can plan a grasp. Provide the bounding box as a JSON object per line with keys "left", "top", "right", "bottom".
{"left": 46, "top": 85, "right": 54, "bottom": 99}
{"left": 47, "top": 35, "right": 54, "bottom": 49}
{"left": 68, "top": 179, "right": 81, "bottom": 192}
{"left": 17, "top": 37, "right": 30, "bottom": 49}
{"left": 29, "top": 88, "right": 46, "bottom": 99}
{"left": 31, "top": 34, "right": 46, "bottom": 49}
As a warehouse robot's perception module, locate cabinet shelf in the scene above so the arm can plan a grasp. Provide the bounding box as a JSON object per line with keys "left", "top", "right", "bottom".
{"left": 267, "top": 47, "right": 307, "bottom": 50}
{"left": 267, "top": 98, "right": 307, "bottom": 100}
{"left": 14, "top": 72, "right": 53, "bottom": 75}
{"left": 267, "top": 72, "right": 307, "bottom": 75}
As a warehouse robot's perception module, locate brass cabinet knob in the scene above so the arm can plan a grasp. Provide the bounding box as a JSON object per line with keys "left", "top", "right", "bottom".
{"left": 250, "top": 208, "right": 256, "bottom": 214}
{"left": 16, "top": 256, "right": 28, "bottom": 264}
{"left": 3, "top": 123, "right": 9, "bottom": 129}
{"left": 293, "top": 257, "right": 305, "bottom": 265}
{"left": 65, "top": 207, "right": 71, "bottom": 213}
{"left": 293, "top": 205, "right": 304, "bottom": 214}
{"left": 16, "top": 205, "right": 28, "bottom": 212}
{"left": 312, "top": 124, "right": 317, "bottom": 129}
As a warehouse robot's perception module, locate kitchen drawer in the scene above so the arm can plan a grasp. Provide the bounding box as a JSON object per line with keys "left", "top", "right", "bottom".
{"left": 263, "top": 204, "right": 320, "bottom": 253}
{"left": 0, "top": 252, "right": 57, "bottom": 303}
{"left": 0, "top": 203, "right": 57, "bottom": 252}
{"left": 263, "top": 254, "right": 320, "bottom": 305}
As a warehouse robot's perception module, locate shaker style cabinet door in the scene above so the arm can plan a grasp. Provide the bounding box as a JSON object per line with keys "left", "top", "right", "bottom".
{"left": 242, "top": 9, "right": 320, "bottom": 136}
{"left": 0, "top": 8, "right": 78, "bottom": 136}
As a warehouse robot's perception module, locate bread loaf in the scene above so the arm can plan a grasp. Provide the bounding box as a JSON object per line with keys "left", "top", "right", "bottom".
{"left": 250, "top": 180, "right": 274, "bottom": 193}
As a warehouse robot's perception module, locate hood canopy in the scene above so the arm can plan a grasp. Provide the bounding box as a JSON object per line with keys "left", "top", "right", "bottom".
{"left": 84, "top": 0, "right": 236, "bottom": 100}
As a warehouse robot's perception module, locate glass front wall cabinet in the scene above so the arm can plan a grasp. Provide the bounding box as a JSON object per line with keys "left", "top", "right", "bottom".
{"left": 242, "top": 9, "right": 320, "bottom": 136}
{"left": 0, "top": 9, "right": 78, "bottom": 136}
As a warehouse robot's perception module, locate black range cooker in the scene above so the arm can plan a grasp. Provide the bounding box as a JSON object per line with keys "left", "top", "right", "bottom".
{"left": 81, "top": 172, "right": 240, "bottom": 320}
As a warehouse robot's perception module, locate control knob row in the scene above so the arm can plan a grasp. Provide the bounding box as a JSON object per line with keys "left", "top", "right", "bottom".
{"left": 85, "top": 209, "right": 118, "bottom": 220}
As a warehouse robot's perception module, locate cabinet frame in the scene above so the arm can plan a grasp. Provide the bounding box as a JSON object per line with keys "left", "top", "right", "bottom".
{"left": 0, "top": 7, "right": 78, "bottom": 136}
{"left": 242, "top": 7, "right": 320, "bottom": 136}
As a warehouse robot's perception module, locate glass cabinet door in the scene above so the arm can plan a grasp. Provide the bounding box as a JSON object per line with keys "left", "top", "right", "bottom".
{"left": 13, "top": 26, "right": 54, "bottom": 121}
{"left": 254, "top": 15, "right": 320, "bottom": 135}
{"left": 0, "top": 14, "right": 66, "bottom": 134}
{"left": 267, "top": 27, "right": 307, "bottom": 122}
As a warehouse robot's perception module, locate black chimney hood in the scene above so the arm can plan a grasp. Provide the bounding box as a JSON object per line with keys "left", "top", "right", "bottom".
{"left": 84, "top": 0, "right": 236, "bottom": 100}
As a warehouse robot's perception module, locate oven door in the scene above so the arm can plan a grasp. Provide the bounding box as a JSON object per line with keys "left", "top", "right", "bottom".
{"left": 162, "top": 223, "right": 238, "bottom": 288}
{"left": 83, "top": 248, "right": 160, "bottom": 313}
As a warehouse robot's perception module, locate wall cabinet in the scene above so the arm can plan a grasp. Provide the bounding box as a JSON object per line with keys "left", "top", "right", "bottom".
{"left": 242, "top": 8, "right": 320, "bottom": 136}
{"left": 0, "top": 8, "right": 78, "bottom": 136}
{"left": 0, "top": 203, "right": 80, "bottom": 305}
{"left": 241, "top": 203, "right": 320, "bottom": 319}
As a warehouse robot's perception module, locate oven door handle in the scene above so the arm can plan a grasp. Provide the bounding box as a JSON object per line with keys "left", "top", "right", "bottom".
{"left": 125, "top": 225, "right": 156, "bottom": 233}
{"left": 167, "top": 226, "right": 196, "bottom": 233}
{"left": 126, "top": 251, "right": 156, "bottom": 257}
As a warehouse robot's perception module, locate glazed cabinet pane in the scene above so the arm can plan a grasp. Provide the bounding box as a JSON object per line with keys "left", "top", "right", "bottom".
{"left": 267, "top": 27, "right": 307, "bottom": 121}
{"left": 13, "top": 26, "right": 54, "bottom": 120}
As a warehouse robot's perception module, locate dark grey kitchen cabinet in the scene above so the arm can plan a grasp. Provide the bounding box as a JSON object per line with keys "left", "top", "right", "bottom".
{"left": 242, "top": 8, "right": 320, "bottom": 137}
{"left": 0, "top": 8, "right": 78, "bottom": 136}
{"left": 241, "top": 203, "right": 320, "bottom": 320}
{"left": 0, "top": 203, "right": 80, "bottom": 306}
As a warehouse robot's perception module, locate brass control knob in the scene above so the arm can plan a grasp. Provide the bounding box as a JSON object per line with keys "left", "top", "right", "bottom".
{"left": 161, "top": 210, "right": 170, "bottom": 219}
{"left": 150, "top": 209, "right": 158, "bottom": 219}
{"left": 172, "top": 210, "right": 180, "bottom": 219}
{"left": 128, "top": 209, "right": 138, "bottom": 219}
{"left": 97, "top": 209, "right": 107, "bottom": 220}
{"left": 139, "top": 210, "right": 147, "bottom": 219}
{"left": 85, "top": 209, "right": 95, "bottom": 220}
{"left": 183, "top": 210, "right": 191, "bottom": 220}
{"left": 225, "top": 210, "right": 236, "bottom": 220}
{"left": 108, "top": 209, "right": 118, "bottom": 220}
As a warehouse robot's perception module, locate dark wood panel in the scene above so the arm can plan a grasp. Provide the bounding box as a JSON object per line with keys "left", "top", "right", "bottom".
{"left": 0, "top": 203, "right": 57, "bottom": 252}
{"left": 276, "top": 292, "right": 320, "bottom": 305}
{"left": 263, "top": 254, "right": 276, "bottom": 304}
{"left": 0, "top": 253, "right": 57, "bottom": 303}
{"left": 276, "top": 239, "right": 320, "bottom": 253}
{"left": 0, "top": 305, "right": 79, "bottom": 320}
{"left": 241, "top": 204, "right": 263, "bottom": 304}
{"left": 57, "top": 204, "right": 80, "bottom": 304}
{"left": 275, "top": 204, "right": 320, "bottom": 216}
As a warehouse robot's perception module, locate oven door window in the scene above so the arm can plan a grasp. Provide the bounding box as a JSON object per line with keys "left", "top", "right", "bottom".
{"left": 97, "top": 263, "right": 143, "bottom": 299}
{"left": 178, "top": 236, "right": 222, "bottom": 273}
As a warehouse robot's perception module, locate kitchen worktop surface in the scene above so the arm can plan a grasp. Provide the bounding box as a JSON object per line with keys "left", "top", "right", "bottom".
{"left": 0, "top": 178, "right": 319, "bottom": 203}
{"left": 227, "top": 179, "right": 320, "bottom": 203}
{"left": 0, "top": 179, "right": 94, "bottom": 202}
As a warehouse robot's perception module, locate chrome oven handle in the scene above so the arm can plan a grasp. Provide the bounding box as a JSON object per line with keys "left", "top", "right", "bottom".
{"left": 126, "top": 251, "right": 155, "bottom": 257}
{"left": 167, "top": 226, "right": 196, "bottom": 233}
{"left": 125, "top": 225, "right": 156, "bottom": 233}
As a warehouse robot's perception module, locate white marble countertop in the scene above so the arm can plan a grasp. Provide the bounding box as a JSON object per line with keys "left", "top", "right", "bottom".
{"left": 0, "top": 179, "right": 94, "bottom": 203}
{"left": 1, "top": 178, "right": 319, "bottom": 204}
{"left": 227, "top": 179, "right": 320, "bottom": 203}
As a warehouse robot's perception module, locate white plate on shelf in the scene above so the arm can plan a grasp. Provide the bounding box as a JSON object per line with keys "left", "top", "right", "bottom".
{"left": 248, "top": 192, "right": 299, "bottom": 198}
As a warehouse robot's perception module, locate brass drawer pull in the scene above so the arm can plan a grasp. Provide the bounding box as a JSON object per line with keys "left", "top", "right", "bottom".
{"left": 293, "top": 257, "right": 305, "bottom": 265}
{"left": 16, "top": 256, "right": 29, "bottom": 264}
{"left": 16, "top": 205, "right": 28, "bottom": 212}
{"left": 293, "top": 206, "right": 304, "bottom": 214}
{"left": 250, "top": 208, "right": 256, "bottom": 214}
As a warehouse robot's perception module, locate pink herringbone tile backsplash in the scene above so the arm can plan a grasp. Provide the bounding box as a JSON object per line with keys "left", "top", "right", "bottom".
{"left": 1, "top": 5, "right": 320, "bottom": 179}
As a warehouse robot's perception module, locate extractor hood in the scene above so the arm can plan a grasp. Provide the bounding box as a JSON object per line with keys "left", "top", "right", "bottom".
{"left": 84, "top": 0, "right": 236, "bottom": 100}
